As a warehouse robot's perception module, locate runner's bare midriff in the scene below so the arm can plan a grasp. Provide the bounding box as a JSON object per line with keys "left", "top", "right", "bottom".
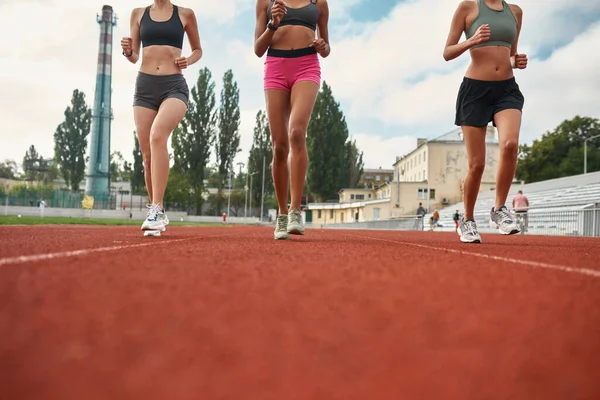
{"left": 139, "top": 45, "right": 183, "bottom": 75}
{"left": 466, "top": 46, "right": 514, "bottom": 81}
{"left": 269, "top": 26, "right": 315, "bottom": 50}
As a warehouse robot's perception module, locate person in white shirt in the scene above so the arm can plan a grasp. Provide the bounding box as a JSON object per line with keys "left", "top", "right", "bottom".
{"left": 39, "top": 199, "right": 46, "bottom": 218}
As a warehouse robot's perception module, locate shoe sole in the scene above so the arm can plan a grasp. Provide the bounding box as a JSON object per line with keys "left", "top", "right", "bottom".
{"left": 457, "top": 228, "right": 481, "bottom": 243}
{"left": 489, "top": 219, "right": 520, "bottom": 235}
{"left": 274, "top": 234, "right": 290, "bottom": 240}
{"left": 144, "top": 230, "right": 161, "bottom": 237}
{"left": 287, "top": 228, "right": 304, "bottom": 235}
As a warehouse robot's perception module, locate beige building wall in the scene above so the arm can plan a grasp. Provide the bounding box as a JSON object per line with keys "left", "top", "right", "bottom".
{"left": 309, "top": 199, "right": 391, "bottom": 225}
{"left": 426, "top": 142, "right": 500, "bottom": 210}
{"left": 393, "top": 126, "right": 500, "bottom": 212}
{"left": 338, "top": 188, "right": 373, "bottom": 203}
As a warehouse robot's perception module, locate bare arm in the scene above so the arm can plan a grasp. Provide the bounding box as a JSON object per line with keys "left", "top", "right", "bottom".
{"left": 182, "top": 8, "right": 203, "bottom": 65}
{"left": 254, "top": 0, "right": 276, "bottom": 57}
{"left": 316, "top": 0, "right": 330, "bottom": 57}
{"left": 508, "top": 4, "right": 523, "bottom": 68}
{"left": 443, "top": 1, "right": 473, "bottom": 61}
{"left": 127, "top": 8, "right": 142, "bottom": 64}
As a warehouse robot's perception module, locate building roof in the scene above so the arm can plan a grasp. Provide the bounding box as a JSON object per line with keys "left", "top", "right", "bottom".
{"left": 307, "top": 198, "right": 390, "bottom": 210}
{"left": 393, "top": 126, "right": 498, "bottom": 166}
{"left": 363, "top": 168, "right": 394, "bottom": 174}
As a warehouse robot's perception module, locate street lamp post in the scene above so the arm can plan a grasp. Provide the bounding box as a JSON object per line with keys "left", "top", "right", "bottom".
{"left": 584, "top": 134, "right": 600, "bottom": 174}
{"left": 226, "top": 167, "right": 234, "bottom": 218}
{"left": 236, "top": 161, "right": 245, "bottom": 218}
{"left": 260, "top": 156, "right": 265, "bottom": 222}
{"left": 249, "top": 171, "right": 258, "bottom": 218}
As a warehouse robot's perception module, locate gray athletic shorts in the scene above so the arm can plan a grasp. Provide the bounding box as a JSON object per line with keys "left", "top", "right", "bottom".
{"left": 133, "top": 71, "right": 189, "bottom": 111}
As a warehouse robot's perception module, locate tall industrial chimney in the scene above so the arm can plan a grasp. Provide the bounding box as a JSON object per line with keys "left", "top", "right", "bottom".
{"left": 85, "top": 5, "right": 116, "bottom": 199}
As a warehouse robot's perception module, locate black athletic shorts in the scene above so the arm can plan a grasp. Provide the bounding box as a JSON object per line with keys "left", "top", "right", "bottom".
{"left": 133, "top": 71, "right": 189, "bottom": 111}
{"left": 454, "top": 76, "right": 524, "bottom": 127}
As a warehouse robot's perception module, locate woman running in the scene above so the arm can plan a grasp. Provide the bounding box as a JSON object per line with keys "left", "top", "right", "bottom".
{"left": 443, "top": 0, "right": 527, "bottom": 243}
{"left": 254, "top": 0, "right": 330, "bottom": 240}
{"left": 121, "top": 0, "right": 202, "bottom": 236}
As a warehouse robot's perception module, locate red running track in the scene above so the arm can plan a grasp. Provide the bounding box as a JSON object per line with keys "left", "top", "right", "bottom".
{"left": 1, "top": 225, "right": 599, "bottom": 400}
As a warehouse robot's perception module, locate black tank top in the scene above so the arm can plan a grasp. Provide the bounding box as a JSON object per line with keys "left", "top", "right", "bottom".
{"left": 139, "top": 5, "right": 185, "bottom": 49}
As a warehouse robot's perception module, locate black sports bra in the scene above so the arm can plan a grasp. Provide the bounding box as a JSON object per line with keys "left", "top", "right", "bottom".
{"left": 267, "top": 0, "right": 319, "bottom": 31}
{"left": 139, "top": 5, "right": 185, "bottom": 49}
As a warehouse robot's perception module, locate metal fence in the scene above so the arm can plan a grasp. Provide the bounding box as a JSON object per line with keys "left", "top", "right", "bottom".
{"left": 315, "top": 209, "right": 600, "bottom": 238}
{"left": 315, "top": 215, "right": 424, "bottom": 231}
{"left": 0, "top": 190, "right": 152, "bottom": 211}
{"left": 486, "top": 208, "right": 600, "bottom": 237}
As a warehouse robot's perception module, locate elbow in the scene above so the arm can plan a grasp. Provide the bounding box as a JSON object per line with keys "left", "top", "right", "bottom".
{"left": 442, "top": 49, "right": 450, "bottom": 62}
{"left": 254, "top": 45, "right": 265, "bottom": 58}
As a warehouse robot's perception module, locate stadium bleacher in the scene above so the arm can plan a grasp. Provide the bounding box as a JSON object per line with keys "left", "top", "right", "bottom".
{"left": 427, "top": 171, "right": 600, "bottom": 236}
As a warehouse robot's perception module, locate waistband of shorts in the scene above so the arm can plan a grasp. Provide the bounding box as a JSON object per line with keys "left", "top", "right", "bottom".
{"left": 266, "top": 47, "right": 317, "bottom": 58}
{"left": 462, "top": 76, "right": 516, "bottom": 86}
{"left": 137, "top": 71, "right": 185, "bottom": 81}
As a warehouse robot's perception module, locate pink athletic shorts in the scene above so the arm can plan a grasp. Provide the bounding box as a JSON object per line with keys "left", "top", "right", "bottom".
{"left": 264, "top": 47, "right": 321, "bottom": 91}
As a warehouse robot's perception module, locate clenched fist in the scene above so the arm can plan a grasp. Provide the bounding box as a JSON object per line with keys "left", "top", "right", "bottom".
{"left": 311, "top": 38, "right": 328, "bottom": 56}
{"left": 175, "top": 56, "right": 188, "bottom": 69}
{"left": 469, "top": 24, "right": 490, "bottom": 46}
{"left": 121, "top": 37, "right": 133, "bottom": 56}
{"left": 514, "top": 53, "right": 528, "bottom": 69}
{"left": 270, "top": 0, "right": 287, "bottom": 27}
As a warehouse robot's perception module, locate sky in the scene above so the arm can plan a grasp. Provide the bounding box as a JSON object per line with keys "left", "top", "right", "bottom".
{"left": 1, "top": 0, "right": 599, "bottom": 173}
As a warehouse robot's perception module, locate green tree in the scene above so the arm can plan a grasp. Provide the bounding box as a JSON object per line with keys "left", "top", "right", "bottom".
{"left": 110, "top": 151, "right": 125, "bottom": 182}
{"left": 228, "top": 189, "right": 246, "bottom": 216}
{"left": 164, "top": 164, "right": 194, "bottom": 212}
{"left": 0, "top": 160, "right": 18, "bottom": 179}
{"left": 121, "top": 160, "right": 132, "bottom": 182}
{"left": 54, "top": 89, "right": 92, "bottom": 191}
{"left": 307, "top": 82, "right": 350, "bottom": 201}
{"left": 341, "top": 138, "right": 364, "bottom": 189}
{"left": 516, "top": 116, "right": 600, "bottom": 183}
{"left": 23, "top": 145, "right": 41, "bottom": 181}
{"left": 171, "top": 67, "right": 217, "bottom": 215}
{"left": 248, "top": 110, "right": 273, "bottom": 209}
{"left": 131, "top": 131, "right": 145, "bottom": 194}
{"left": 215, "top": 69, "right": 241, "bottom": 204}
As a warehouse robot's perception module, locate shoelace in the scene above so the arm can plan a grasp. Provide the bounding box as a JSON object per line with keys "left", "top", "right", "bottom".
{"left": 290, "top": 210, "right": 301, "bottom": 224}
{"left": 146, "top": 204, "right": 160, "bottom": 221}
{"left": 276, "top": 216, "right": 287, "bottom": 230}
{"left": 464, "top": 220, "right": 478, "bottom": 236}
{"left": 496, "top": 208, "right": 514, "bottom": 225}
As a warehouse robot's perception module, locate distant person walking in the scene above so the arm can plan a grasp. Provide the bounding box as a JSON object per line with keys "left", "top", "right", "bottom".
{"left": 416, "top": 203, "right": 427, "bottom": 230}
{"left": 453, "top": 209, "right": 460, "bottom": 229}
{"left": 121, "top": 0, "right": 202, "bottom": 236}
{"left": 512, "top": 189, "right": 529, "bottom": 231}
{"left": 430, "top": 209, "right": 440, "bottom": 231}
{"left": 39, "top": 199, "right": 45, "bottom": 218}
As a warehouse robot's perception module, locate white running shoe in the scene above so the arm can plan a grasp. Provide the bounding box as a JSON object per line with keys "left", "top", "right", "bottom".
{"left": 141, "top": 204, "right": 166, "bottom": 232}
{"left": 490, "top": 205, "right": 520, "bottom": 235}
{"left": 457, "top": 218, "right": 482, "bottom": 243}
{"left": 274, "top": 214, "right": 290, "bottom": 240}
{"left": 287, "top": 209, "right": 304, "bottom": 235}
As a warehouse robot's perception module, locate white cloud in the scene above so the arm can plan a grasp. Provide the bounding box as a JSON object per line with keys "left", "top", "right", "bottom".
{"left": 0, "top": 0, "right": 258, "bottom": 170}
{"left": 352, "top": 133, "right": 416, "bottom": 169}
{"left": 320, "top": 0, "right": 600, "bottom": 137}
{"left": 1, "top": 0, "right": 599, "bottom": 178}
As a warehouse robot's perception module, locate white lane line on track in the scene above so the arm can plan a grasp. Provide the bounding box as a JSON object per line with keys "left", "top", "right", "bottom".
{"left": 350, "top": 234, "right": 600, "bottom": 279}
{"left": 0, "top": 232, "right": 244, "bottom": 267}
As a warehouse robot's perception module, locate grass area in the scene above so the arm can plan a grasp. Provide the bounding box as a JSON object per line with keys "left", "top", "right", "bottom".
{"left": 0, "top": 215, "right": 224, "bottom": 227}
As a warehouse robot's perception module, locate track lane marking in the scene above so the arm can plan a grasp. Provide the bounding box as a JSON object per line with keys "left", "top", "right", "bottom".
{"left": 0, "top": 231, "right": 245, "bottom": 267}
{"left": 349, "top": 234, "right": 600, "bottom": 278}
